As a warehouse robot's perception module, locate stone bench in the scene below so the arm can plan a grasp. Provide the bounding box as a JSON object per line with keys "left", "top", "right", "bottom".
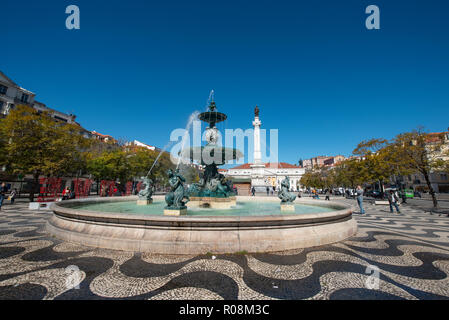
{"left": 29, "top": 201, "right": 56, "bottom": 211}
{"left": 374, "top": 200, "right": 390, "bottom": 205}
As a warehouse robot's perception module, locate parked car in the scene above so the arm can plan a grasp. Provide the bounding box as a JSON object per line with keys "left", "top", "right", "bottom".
{"left": 333, "top": 190, "right": 342, "bottom": 196}
{"left": 366, "top": 190, "right": 383, "bottom": 199}
{"left": 404, "top": 189, "right": 414, "bottom": 198}
{"left": 345, "top": 189, "right": 356, "bottom": 198}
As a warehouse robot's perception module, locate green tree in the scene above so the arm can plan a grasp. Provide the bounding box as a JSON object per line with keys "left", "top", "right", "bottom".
{"left": 0, "top": 124, "right": 6, "bottom": 169}
{"left": 127, "top": 148, "right": 158, "bottom": 178}
{"left": 0, "top": 105, "right": 91, "bottom": 201}
{"left": 352, "top": 139, "right": 400, "bottom": 195}
{"left": 149, "top": 151, "right": 175, "bottom": 188}
{"left": 392, "top": 129, "right": 446, "bottom": 208}
{"left": 86, "top": 149, "right": 130, "bottom": 182}
{"left": 86, "top": 145, "right": 175, "bottom": 192}
{"left": 177, "top": 163, "right": 200, "bottom": 184}
{"left": 300, "top": 168, "right": 326, "bottom": 190}
{"left": 334, "top": 158, "right": 367, "bottom": 189}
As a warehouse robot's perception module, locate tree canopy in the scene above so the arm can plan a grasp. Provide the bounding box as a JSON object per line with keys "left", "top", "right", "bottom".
{"left": 0, "top": 105, "right": 91, "bottom": 178}
{"left": 390, "top": 129, "right": 447, "bottom": 208}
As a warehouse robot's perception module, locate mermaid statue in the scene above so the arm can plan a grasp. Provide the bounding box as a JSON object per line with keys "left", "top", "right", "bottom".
{"left": 278, "top": 176, "right": 296, "bottom": 204}
{"left": 165, "top": 169, "right": 189, "bottom": 209}
{"left": 138, "top": 177, "right": 154, "bottom": 202}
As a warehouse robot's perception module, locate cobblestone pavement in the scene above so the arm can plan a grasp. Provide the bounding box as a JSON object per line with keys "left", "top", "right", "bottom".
{"left": 0, "top": 200, "right": 449, "bottom": 300}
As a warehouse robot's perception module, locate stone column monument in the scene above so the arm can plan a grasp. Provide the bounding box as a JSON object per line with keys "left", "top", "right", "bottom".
{"left": 250, "top": 106, "right": 267, "bottom": 193}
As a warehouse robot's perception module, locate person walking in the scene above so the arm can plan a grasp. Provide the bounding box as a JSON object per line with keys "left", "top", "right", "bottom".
{"left": 251, "top": 186, "right": 255, "bottom": 197}
{"left": 325, "top": 189, "right": 330, "bottom": 201}
{"left": 356, "top": 185, "right": 365, "bottom": 214}
{"left": 9, "top": 188, "right": 17, "bottom": 205}
{"left": 388, "top": 189, "right": 401, "bottom": 213}
{"left": 0, "top": 183, "right": 7, "bottom": 211}
{"left": 400, "top": 190, "right": 407, "bottom": 204}
{"left": 266, "top": 186, "right": 270, "bottom": 196}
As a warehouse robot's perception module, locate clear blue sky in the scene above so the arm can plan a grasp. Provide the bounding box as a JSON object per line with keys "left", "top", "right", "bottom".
{"left": 2, "top": 0, "right": 449, "bottom": 165}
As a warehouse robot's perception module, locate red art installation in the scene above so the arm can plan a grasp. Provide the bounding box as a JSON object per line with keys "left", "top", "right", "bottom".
{"left": 125, "top": 181, "right": 133, "bottom": 196}
{"left": 73, "top": 179, "right": 93, "bottom": 198}
{"left": 100, "top": 180, "right": 116, "bottom": 197}
{"left": 38, "top": 177, "right": 62, "bottom": 202}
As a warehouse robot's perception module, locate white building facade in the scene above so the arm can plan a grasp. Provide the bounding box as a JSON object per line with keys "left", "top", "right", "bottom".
{"left": 0, "top": 70, "right": 76, "bottom": 123}
{"left": 225, "top": 162, "right": 305, "bottom": 192}
{"left": 224, "top": 107, "right": 305, "bottom": 192}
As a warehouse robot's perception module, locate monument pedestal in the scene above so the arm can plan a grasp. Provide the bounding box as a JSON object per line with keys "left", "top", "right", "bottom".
{"left": 280, "top": 204, "right": 295, "bottom": 212}
{"left": 164, "top": 208, "right": 187, "bottom": 216}
{"left": 137, "top": 199, "right": 153, "bottom": 206}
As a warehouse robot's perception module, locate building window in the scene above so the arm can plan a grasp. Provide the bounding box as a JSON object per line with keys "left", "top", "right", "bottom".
{"left": 20, "top": 94, "right": 29, "bottom": 103}
{"left": 0, "top": 85, "right": 7, "bottom": 95}
{"left": 53, "top": 115, "right": 68, "bottom": 122}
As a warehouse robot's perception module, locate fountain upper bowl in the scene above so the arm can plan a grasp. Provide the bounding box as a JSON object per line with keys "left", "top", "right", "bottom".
{"left": 179, "top": 145, "right": 243, "bottom": 165}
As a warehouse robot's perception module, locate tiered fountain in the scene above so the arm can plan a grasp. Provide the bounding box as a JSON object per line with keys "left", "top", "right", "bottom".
{"left": 47, "top": 97, "right": 357, "bottom": 254}
{"left": 180, "top": 100, "right": 242, "bottom": 209}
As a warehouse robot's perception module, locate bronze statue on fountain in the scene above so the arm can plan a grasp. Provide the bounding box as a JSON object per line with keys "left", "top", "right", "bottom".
{"left": 137, "top": 177, "right": 154, "bottom": 205}
{"left": 165, "top": 169, "right": 189, "bottom": 209}
{"left": 164, "top": 168, "right": 190, "bottom": 215}
{"left": 278, "top": 176, "right": 297, "bottom": 212}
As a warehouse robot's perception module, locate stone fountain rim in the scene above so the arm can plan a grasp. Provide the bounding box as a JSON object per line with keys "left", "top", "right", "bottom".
{"left": 51, "top": 195, "right": 354, "bottom": 227}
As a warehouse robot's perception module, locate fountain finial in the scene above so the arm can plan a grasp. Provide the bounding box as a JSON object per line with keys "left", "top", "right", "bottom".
{"left": 209, "top": 101, "right": 217, "bottom": 112}
{"left": 255, "top": 106, "right": 260, "bottom": 118}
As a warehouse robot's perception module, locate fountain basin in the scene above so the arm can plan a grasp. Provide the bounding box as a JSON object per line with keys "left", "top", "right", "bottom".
{"left": 47, "top": 196, "right": 357, "bottom": 254}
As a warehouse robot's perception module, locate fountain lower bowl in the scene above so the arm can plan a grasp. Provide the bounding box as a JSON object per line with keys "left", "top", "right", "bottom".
{"left": 47, "top": 196, "right": 357, "bottom": 254}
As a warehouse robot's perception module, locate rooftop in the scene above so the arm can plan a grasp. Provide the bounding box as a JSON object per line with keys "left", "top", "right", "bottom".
{"left": 91, "top": 131, "right": 114, "bottom": 139}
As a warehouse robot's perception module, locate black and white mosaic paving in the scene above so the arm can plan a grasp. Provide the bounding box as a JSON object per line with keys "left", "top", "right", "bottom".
{"left": 1, "top": 200, "right": 449, "bottom": 300}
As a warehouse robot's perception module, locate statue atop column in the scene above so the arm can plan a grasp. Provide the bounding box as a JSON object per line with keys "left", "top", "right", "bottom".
{"left": 254, "top": 106, "right": 260, "bottom": 118}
